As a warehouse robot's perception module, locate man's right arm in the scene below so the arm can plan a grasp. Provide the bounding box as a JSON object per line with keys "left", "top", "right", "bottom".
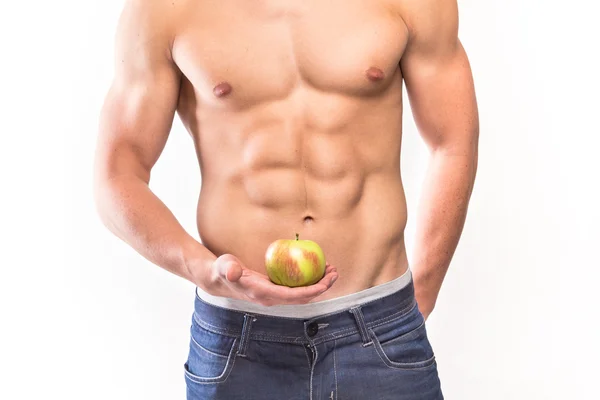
{"left": 94, "top": 0, "right": 216, "bottom": 288}
{"left": 94, "top": 0, "right": 338, "bottom": 304}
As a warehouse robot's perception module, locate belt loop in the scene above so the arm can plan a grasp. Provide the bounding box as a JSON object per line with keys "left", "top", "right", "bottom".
{"left": 349, "top": 306, "right": 372, "bottom": 347}
{"left": 237, "top": 314, "right": 256, "bottom": 357}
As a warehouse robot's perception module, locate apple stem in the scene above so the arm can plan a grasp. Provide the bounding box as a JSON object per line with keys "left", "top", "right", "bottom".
{"left": 296, "top": 233, "right": 299, "bottom": 241}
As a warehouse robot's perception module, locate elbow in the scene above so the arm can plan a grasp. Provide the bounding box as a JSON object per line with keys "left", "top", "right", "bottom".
{"left": 92, "top": 147, "right": 141, "bottom": 227}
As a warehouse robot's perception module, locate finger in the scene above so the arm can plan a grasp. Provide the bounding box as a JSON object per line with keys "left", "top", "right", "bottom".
{"left": 325, "top": 264, "right": 336, "bottom": 275}
{"left": 229, "top": 265, "right": 338, "bottom": 305}
{"left": 321, "top": 267, "right": 338, "bottom": 286}
{"left": 215, "top": 256, "right": 244, "bottom": 283}
{"left": 226, "top": 262, "right": 243, "bottom": 282}
{"left": 254, "top": 270, "right": 339, "bottom": 304}
{"left": 228, "top": 273, "right": 311, "bottom": 304}
{"left": 311, "top": 268, "right": 338, "bottom": 292}
{"left": 262, "top": 283, "right": 325, "bottom": 304}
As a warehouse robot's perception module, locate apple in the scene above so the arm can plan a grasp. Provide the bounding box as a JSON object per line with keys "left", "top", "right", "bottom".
{"left": 265, "top": 233, "right": 326, "bottom": 287}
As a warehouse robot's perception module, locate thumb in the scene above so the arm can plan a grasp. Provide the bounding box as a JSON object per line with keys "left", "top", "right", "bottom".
{"left": 216, "top": 255, "right": 243, "bottom": 283}
{"left": 226, "top": 261, "right": 243, "bottom": 282}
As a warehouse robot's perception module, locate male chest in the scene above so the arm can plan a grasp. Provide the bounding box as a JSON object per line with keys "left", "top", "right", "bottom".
{"left": 172, "top": 0, "right": 409, "bottom": 107}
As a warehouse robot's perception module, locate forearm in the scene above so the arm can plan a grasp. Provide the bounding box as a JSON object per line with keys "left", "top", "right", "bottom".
{"left": 94, "top": 174, "right": 217, "bottom": 288}
{"left": 412, "top": 149, "right": 477, "bottom": 317}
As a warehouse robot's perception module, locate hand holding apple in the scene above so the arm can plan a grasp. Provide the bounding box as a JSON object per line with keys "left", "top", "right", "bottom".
{"left": 265, "top": 233, "right": 326, "bottom": 287}
{"left": 209, "top": 252, "right": 338, "bottom": 306}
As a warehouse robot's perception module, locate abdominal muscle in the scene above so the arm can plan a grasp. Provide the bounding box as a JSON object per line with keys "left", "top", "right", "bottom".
{"left": 181, "top": 79, "right": 409, "bottom": 301}
{"left": 197, "top": 175, "right": 409, "bottom": 301}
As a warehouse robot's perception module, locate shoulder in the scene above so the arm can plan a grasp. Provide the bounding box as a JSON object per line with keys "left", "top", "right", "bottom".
{"left": 116, "top": 0, "right": 188, "bottom": 53}
{"left": 392, "top": 0, "right": 459, "bottom": 51}
{"left": 114, "top": 0, "right": 191, "bottom": 77}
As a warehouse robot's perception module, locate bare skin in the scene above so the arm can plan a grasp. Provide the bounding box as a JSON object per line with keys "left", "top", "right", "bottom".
{"left": 94, "top": 0, "right": 478, "bottom": 317}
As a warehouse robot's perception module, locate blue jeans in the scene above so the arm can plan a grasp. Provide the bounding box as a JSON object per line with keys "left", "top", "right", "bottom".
{"left": 184, "top": 281, "right": 443, "bottom": 399}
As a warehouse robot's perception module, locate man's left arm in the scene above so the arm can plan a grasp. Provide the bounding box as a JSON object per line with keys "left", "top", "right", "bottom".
{"left": 400, "top": 0, "right": 479, "bottom": 319}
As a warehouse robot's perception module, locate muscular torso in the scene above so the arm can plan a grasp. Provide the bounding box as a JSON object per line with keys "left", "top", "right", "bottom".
{"left": 171, "top": 0, "right": 411, "bottom": 300}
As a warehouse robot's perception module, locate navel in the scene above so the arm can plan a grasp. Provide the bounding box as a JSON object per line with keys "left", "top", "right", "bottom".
{"left": 213, "top": 82, "right": 232, "bottom": 98}
{"left": 365, "top": 67, "right": 385, "bottom": 82}
{"left": 303, "top": 216, "right": 314, "bottom": 224}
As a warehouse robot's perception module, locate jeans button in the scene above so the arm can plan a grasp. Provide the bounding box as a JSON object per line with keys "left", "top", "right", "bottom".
{"left": 307, "top": 322, "right": 319, "bottom": 337}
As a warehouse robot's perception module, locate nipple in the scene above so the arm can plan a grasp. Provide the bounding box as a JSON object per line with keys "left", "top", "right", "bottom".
{"left": 213, "top": 82, "right": 232, "bottom": 97}
{"left": 366, "top": 67, "right": 385, "bottom": 82}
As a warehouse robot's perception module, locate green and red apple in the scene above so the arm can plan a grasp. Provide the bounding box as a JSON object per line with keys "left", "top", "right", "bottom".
{"left": 265, "top": 233, "right": 326, "bottom": 287}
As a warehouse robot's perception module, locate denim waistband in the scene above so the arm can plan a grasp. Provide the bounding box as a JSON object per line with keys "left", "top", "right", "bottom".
{"left": 192, "top": 277, "right": 417, "bottom": 346}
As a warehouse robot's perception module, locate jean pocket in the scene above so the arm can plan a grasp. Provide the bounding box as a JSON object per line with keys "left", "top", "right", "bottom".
{"left": 369, "top": 317, "right": 436, "bottom": 370}
{"left": 184, "top": 316, "right": 239, "bottom": 384}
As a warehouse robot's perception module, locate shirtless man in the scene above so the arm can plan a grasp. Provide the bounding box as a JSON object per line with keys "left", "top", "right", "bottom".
{"left": 94, "top": 0, "right": 478, "bottom": 398}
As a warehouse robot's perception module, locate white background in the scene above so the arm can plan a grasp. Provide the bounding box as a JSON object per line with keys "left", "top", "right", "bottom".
{"left": 1, "top": 0, "right": 599, "bottom": 399}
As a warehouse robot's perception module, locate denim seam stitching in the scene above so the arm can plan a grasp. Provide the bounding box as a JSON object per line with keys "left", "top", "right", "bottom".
{"left": 374, "top": 320, "right": 426, "bottom": 347}
{"left": 237, "top": 315, "right": 256, "bottom": 357}
{"left": 333, "top": 339, "right": 338, "bottom": 400}
{"left": 184, "top": 338, "right": 239, "bottom": 384}
{"left": 348, "top": 307, "right": 371, "bottom": 346}
{"left": 193, "top": 314, "right": 241, "bottom": 336}
{"left": 310, "top": 300, "right": 417, "bottom": 344}
{"left": 366, "top": 300, "right": 418, "bottom": 330}
{"left": 189, "top": 335, "right": 229, "bottom": 359}
{"left": 369, "top": 328, "right": 437, "bottom": 370}
{"left": 250, "top": 332, "right": 299, "bottom": 340}
{"left": 250, "top": 333, "right": 304, "bottom": 343}
{"left": 310, "top": 343, "right": 319, "bottom": 400}
{"left": 303, "top": 345, "right": 312, "bottom": 370}
{"left": 374, "top": 348, "right": 437, "bottom": 370}
{"left": 356, "top": 308, "right": 373, "bottom": 346}
{"left": 312, "top": 331, "right": 354, "bottom": 344}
